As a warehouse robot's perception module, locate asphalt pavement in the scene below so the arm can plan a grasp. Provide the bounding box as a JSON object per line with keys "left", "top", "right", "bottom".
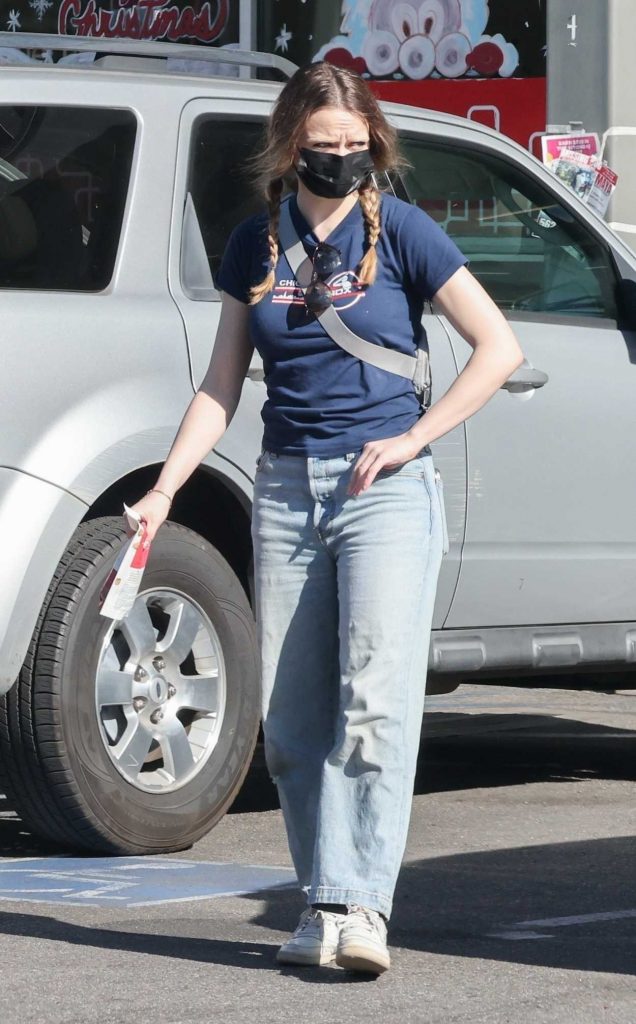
{"left": 1, "top": 681, "right": 635, "bottom": 1024}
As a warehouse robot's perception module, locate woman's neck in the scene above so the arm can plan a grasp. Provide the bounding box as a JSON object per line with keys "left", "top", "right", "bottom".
{"left": 295, "top": 183, "right": 359, "bottom": 242}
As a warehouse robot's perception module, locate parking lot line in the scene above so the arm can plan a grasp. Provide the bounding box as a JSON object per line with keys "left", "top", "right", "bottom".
{"left": 488, "top": 908, "right": 636, "bottom": 940}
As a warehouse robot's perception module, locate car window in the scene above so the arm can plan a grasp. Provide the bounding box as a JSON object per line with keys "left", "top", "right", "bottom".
{"left": 0, "top": 106, "right": 136, "bottom": 292}
{"left": 397, "top": 136, "right": 619, "bottom": 320}
{"left": 185, "top": 117, "right": 267, "bottom": 293}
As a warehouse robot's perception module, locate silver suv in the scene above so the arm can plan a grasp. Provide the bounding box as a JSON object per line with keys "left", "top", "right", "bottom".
{"left": 1, "top": 33, "right": 636, "bottom": 855}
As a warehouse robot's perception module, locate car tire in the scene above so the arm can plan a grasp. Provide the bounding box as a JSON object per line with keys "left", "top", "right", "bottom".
{"left": 0, "top": 517, "right": 260, "bottom": 853}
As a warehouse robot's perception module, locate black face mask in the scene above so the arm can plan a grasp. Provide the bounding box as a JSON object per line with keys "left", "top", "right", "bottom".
{"left": 296, "top": 147, "right": 375, "bottom": 199}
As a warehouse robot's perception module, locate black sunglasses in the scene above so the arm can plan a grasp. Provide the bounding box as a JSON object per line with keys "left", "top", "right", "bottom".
{"left": 304, "top": 242, "right": 342, "bottom": 314}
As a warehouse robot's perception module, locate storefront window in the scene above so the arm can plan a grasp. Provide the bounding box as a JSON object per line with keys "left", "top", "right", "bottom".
{"left": 257, "top": 0, "right": 546, "bottom": 81}
{"left": 256, "top": 0, "right": 546, "bottom": 151}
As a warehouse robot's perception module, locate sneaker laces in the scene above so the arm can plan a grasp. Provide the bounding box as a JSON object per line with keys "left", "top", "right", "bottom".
{"left": 347, "top": 904, "right": 376, "bottom": 921}
{"left": 295, "top": 907, "right": 346, "bottom": 935}
{"left": 346, "top": 904, "right": 385, "bottom": 934}
{"left": 294, "top": 908, "right": 318, "bottom": 934}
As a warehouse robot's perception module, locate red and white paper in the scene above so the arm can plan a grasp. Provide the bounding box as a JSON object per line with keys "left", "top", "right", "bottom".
{"left": 586, "top": 164, "right": 619, "bottom": 217}
{"left": 99, "top": 505, "right": 150, "bottom": 620}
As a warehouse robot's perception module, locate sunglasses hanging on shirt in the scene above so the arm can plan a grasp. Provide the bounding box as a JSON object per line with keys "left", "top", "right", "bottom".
{"left": 304, "top": 242, "right": 343, "bottom": 314}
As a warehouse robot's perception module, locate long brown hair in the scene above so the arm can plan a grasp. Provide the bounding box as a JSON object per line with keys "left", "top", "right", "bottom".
{"left": 249, "top": 61, "right": 403, "bottom": 305}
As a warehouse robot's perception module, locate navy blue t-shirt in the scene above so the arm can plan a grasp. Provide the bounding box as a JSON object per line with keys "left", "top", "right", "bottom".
{"left": 216, "top": 193, "right": 466, "bottom": 456}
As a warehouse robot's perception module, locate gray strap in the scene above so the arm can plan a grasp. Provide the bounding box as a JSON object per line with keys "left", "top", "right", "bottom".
{"left": 278, "top": 202, "right": 419, "bottom": 382}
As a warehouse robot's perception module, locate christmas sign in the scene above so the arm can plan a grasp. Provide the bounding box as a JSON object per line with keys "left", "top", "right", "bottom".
{"left": 0, "top": 0, "right": 237, "bottom": 45}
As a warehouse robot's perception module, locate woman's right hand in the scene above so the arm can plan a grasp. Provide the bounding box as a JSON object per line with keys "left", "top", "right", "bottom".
{"left": 124, "top": 491, "right": 172, "bottom": 546}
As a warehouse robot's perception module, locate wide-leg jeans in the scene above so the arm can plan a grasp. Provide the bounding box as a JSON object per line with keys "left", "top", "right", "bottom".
{"left": 251, "top": 448, "right": 446, "bottom": 920}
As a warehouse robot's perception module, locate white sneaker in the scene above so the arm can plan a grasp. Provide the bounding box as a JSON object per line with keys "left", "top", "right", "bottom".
{"left": 277, "top": 908, "right": 346, "bottom": 966}
{"left": 336, "top": 905, "right": 391, "bottom": 975}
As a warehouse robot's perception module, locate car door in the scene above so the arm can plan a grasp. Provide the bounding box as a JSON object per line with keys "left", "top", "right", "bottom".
{"left": 395, "top": 125, "right": 636, "bottom": 628}
{"left": 169, "top": 98, "right": 271, "bottom": 485}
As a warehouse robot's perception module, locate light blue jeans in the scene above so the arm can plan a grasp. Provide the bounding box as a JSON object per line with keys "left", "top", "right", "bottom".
{"left": 251, "top": 447, "right": 446, "bottom": 920}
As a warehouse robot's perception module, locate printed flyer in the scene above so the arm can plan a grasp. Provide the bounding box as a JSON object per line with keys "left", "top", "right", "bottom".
{"left": 553, "top": 148, "right": 598, "bottom": 202}
{"left": 541, "top": 133, "right": 600, "bottom": 170}
{"left": 586, "top": 164, "right": 619, "bottom": 217}
{"left": 541, "top": 132, "right": 618, "bottom": 216}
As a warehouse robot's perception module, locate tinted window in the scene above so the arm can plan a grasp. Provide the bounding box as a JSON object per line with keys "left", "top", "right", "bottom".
{"left": 0, "top": 106, "right": 136, "bottom": 291}
{"left": 186, "top": 117, "right": 266, "bottom": 288}
{"left": 398, "top": 137, "right": 619, "bottom": 319}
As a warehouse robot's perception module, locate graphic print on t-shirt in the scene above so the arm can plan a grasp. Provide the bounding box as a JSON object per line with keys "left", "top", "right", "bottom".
{"left": 272, "top": 269, "right": 365, "bottom": 311}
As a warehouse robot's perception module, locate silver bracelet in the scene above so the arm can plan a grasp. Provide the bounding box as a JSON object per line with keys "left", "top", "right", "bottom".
{"left": 146, "top": 487, "right": 173, "bottom": 506}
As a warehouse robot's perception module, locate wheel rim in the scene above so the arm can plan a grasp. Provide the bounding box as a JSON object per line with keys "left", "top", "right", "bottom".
{"left": 96, "top": 588, "right": 227, "bottom": 793}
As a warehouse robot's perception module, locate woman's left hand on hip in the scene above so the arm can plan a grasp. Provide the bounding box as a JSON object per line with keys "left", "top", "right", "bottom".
{"left": 348, "top": 432, "right": 423, "bottom": 495}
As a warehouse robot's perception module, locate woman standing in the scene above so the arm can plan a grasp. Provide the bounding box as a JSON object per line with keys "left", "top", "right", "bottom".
{"left": 130, "top": 62, "right": 523, "bottom": 976}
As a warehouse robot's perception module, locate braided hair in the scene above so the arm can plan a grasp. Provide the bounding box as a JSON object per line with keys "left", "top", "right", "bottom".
{"left": 357, "top": 178, "right": 382, "bottom": 287}
{"left": 248, "top": 62, "right": 404, "bottom": 304}
{"left": 249, "top": 177, "right": 284, "bottom": 305}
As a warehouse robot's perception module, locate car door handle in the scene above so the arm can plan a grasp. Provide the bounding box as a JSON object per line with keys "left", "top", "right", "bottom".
{"left": 501, "top": 361, "right": 549, "bottom": 392}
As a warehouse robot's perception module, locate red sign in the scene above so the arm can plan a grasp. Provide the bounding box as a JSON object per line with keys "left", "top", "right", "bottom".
{"left": 370, "top": 77, "right": 546, "bottom": 155}
{"left": 57, "top": 0, "right": 230, "bottom": 43}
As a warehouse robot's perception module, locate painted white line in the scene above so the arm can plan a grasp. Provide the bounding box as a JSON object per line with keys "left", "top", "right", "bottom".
{"left": 0, "top": 869, "right": 131, "bottom": 886}
{"left": 0, "top": 868, "right": 74, "bottom": 874}
{"left": 490, "top": 732, "right": 636, "bottom": 739}
{"left": 0, "top": 888, "right": 72, "bottom": 894}
{"left": 68, "top": 895, "right": 128, "bottom": 901}
{"left": 488, "top": 908, "right": 636, "bottom": 941}
{"left": 0, "top": 897, "right": 118, "bottom": 907}
{"left": 0, "top": 858, "right": 43, "bottom": 865}
{"left": 127, "top": 884, "right": 297, "bottom": 908}
{"left": 70, "top": 887, "right": 133, "bottom": 898}
{"left": 107, "top": 863, "right": 197, "bottom": 871}
{"left": 515, "top": 909, "right": 636, "bottom": 929}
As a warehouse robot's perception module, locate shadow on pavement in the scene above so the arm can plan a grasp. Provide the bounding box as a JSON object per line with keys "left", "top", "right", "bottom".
{"left": 0, "top": 835, "right": 633, "bottom": 979}
{"left": 0, "top": 908, "right": 283, "bottom": 972}
{"left": 416, "top": 711, "right": 636, "bottom": 794}
{"left": 0, "top": 905, "right": 377, "bottom": 984}
{"left": 246, "top": 834, "right": 636, "bottom": 978}
{"left": 232, "top": 711, "right": 636, "bottom": 813}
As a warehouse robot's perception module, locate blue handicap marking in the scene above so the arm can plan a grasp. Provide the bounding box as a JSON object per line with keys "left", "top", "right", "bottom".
{"left": 0, "top": 858, "right": 296, "bottom": 907}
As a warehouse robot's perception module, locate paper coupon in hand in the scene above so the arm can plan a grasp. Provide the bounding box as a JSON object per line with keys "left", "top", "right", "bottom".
{"left": 99, "top": 505, "right": 150, "bottom": 620}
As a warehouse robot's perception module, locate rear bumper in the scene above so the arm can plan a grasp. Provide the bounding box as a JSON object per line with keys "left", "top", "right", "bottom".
{"left": 0, "top": 467, "right": 86, "bottom": 693}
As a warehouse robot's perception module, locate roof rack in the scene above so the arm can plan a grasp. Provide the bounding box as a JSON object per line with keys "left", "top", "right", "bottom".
{"left": 0, "top": 32, "right": 298, "bottom": 79}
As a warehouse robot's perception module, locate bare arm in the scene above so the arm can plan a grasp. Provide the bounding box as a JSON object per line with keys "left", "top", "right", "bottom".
{"left": 349, "top": 267, "right": 524, "bottom": 493}
{"left": 129, "top": 293, "right": 253, "bottom": 539}
{"left": 407, "top": 266, "right": 525, "bottom": 447}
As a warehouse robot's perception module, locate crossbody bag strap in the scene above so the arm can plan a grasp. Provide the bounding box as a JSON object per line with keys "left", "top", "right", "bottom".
{"left": 278, "top": 201, "right": 429, "bottom": 391}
